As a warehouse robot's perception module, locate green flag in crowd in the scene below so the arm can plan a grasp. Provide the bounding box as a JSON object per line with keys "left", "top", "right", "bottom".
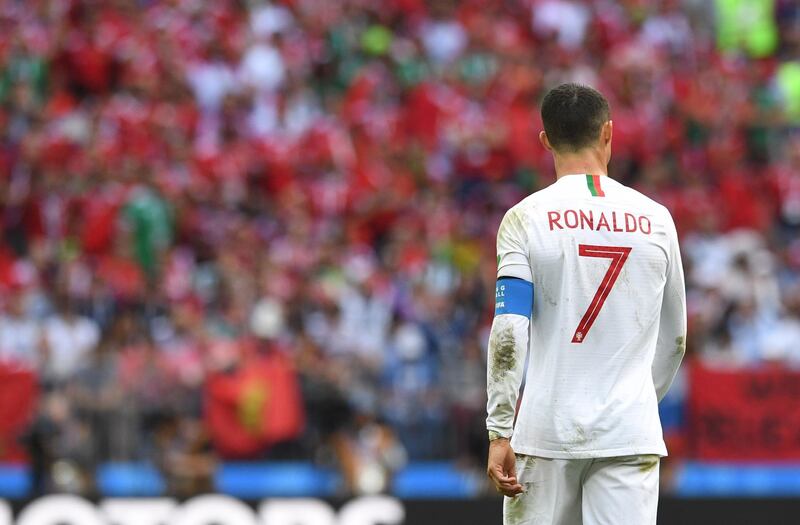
{"left": 715, "top": 0, "right": 778, "bottom": 58}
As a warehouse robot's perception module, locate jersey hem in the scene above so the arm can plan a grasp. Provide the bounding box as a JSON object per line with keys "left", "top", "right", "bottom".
{"left": 509, "top": 443, "right": 668, "bottom": 459}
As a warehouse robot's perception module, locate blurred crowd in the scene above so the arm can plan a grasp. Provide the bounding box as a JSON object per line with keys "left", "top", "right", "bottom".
{"left": 1, "top": 0, "right": 800, "bottom": 497}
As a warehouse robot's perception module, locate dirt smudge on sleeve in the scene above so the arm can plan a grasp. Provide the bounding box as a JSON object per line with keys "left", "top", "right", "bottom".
{"left": 675, "top": 335, "right": 686, "bottom": 355}
{"left": 489, "top": 323, "right": 517, "bottom": 383}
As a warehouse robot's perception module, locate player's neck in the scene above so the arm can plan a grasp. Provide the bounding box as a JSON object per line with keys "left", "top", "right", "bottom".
{"left": 552, "top": 150, "right": 608, "bottom": 180}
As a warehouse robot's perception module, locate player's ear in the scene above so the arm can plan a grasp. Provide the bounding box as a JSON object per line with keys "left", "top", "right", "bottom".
{"left": 539, "top": 130, "right": 553, "bottom": 152}
{"left": 601, "top": 120, "right": 613, "bottom": 163}
{"left": 602, "top": 120, "right": 613, "bottom": 145}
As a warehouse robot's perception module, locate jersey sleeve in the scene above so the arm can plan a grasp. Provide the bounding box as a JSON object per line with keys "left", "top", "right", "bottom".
{"left": 652, "top": 210, "right": 687, "bottom": 401}
{"left": 486, "top": 207, "right": 532, "bottom": 439}
{"left": 496, "top": 208, "right": 532, "bottom": 281}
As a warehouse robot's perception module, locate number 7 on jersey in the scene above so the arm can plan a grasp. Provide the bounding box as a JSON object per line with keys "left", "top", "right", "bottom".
{"left": 572, "top": 244, "right": 632, "bottom": 343}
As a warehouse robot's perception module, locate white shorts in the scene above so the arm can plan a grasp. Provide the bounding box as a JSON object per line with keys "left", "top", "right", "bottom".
{"left": 503, "top": 454, "right": 660, "bottom": 525}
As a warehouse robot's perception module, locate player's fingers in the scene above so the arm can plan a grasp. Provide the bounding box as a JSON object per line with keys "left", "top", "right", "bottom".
{"left": 489, "top": 464, "right": 516, "bottom": 484}
{"left": 487, "top": 463, "right": 501, "bottom": 480}
{"left": 496, "top": 483, "right": 521, "bottom": 496}
{"left": 495, "top": 477, "right": 520, "bottom": 489}
{"left": 489, "top": 464, "right": 523, "bottom": 495}
{"left": 507, "top": 462, "right": 517, "bottom": 480}
{"left": 496, "top": 483, "right": 524, "bottom": 497}
{"left": 491, "top": 474, "right": 521, "bottom": 492}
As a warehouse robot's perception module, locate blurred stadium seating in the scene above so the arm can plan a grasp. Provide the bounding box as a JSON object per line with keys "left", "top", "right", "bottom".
{"left": 1, "top": 0, "right": 800, "bottom": 515}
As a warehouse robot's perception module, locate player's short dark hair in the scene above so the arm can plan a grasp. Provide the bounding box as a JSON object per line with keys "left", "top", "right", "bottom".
{"left": 540, "top": 83, "right": 610, "bottom": 152}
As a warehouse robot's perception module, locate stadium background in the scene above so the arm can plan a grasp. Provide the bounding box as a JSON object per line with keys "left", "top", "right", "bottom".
{"left": 0, "top": 0, "right": 800, "bottom": 523}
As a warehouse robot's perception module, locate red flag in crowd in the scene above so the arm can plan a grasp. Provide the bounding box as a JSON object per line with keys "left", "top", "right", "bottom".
{"left": 0, "top": 365, "right": 38, "bottom": 461}
{"left": 204, "top": 350, "right": 305, "bottom": 458}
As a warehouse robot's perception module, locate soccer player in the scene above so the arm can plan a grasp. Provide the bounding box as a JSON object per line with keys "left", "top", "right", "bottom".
{"left": 485, "top": 83, "right": 686, "bottom": 525}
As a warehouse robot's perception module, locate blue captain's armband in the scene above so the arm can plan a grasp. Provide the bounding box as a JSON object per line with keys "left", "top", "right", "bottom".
{"left": 495, "top": 277, "right": 533, "bottom": 317}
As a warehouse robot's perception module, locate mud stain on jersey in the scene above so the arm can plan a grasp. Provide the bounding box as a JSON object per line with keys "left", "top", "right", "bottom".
{"left": 574, "top": 424, "right": 588, "bottom": 445}
{"left": 637, "top": 456, "right": 659, "bottom": 472}
{"left": 621, "top": 266, "right": 631, "bottom": 289}
{"left": 505, "top": 493, "right": 525, "bottom": 522}
{"left": 516, "top": 453, "right": 537, "bottom": 471}
{"left": 490, "top": 324, "right": 516, "bottom": 382}
{"left": 504, "top": 481, "right": 534, "bottom": 524}
{"left": 675, "top": 335, "right": 686, "bottom": 355}
{"left": 542, "top": 287, "right": 557, "bottom": 307}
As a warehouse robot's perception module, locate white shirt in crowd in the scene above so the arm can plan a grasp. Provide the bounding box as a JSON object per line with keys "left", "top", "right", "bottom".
{"left": 43, "top": 315, "right": 100, "bottom": 381}
{"left": 0, "top": 314, "right": 40, "bottom": 369}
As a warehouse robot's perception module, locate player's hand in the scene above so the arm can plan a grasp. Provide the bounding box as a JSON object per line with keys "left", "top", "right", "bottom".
{"left": 487, "top": 438, "right": 524, "bottom": 497}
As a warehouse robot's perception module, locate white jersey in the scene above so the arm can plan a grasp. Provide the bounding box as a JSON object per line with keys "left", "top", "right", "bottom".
{"left": 486, "top": 173, "right": 686, "bottom": 459}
